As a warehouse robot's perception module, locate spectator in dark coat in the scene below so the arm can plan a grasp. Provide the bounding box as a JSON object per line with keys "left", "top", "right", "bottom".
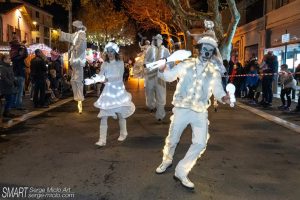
{"left": 0, "top": 54, "right": 16, "bottom": 119}
{"left": 229, "top": 62, "right": 243, "bottom": 97}
{"left": 30, "top": 49, "right": 48, "bottom": 108}
{"left": 260, "top": 51, "right": 278, "bottom": 107}
{"left": 11, "top": 43, "right": 28, "bottom": 109}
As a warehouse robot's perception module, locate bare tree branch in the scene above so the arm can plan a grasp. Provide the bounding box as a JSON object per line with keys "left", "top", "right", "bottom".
{"left": 168, "top": 0, "right": 213, "bottom": 21}
{"left": 207, "top": 0, "right": 224, "bottom": 40}
{"left": 219, "top": 0, "right": 240, "bottom": 59}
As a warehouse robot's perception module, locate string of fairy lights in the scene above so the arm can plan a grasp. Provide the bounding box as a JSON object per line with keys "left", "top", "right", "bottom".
{"left": 87, "top": 32, "right": 134, "bottom": 47}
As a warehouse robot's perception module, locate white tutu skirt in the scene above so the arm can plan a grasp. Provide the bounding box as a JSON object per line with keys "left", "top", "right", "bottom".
{"left": 94, "top": 81, "right": 135, "bottom": 119}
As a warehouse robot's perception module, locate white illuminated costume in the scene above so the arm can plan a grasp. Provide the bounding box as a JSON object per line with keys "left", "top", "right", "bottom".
{"left": 60, "top": 21, "right": 87, "bottom": 113}
{"left": 144, "top": 34, "right": 170, "bottom": 120}
{"left": 95, "top": 42, "right": 135, "bottom": 147}
{"left": 155, "top": 21, "right": 229, "bottom": 190}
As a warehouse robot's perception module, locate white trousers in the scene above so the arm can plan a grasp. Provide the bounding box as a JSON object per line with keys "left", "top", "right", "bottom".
{"left": 162, "top": 107, "right": 209, "bottom": 177}
{"left": 145, "top": 75, "right": 166, "bottom": 120}
{"left": 70, "top": 64, "right": 84, "bottom": 101}
{"left": 98, "top": 113, "right": 127, "bottom": 143}
{"left": 71, "top": 81, "right": 84, "bottom": 101}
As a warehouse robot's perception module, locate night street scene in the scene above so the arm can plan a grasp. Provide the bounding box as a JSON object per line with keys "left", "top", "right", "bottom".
{"left": 0, "top": 0, "right": 300, "bottom": 199}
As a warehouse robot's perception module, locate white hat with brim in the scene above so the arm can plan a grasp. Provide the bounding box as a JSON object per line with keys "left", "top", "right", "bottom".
{"left": 72, "top": 20, "right": 86, "bottom": 29}
{"left": 197, "top": 36, "right": 218, "bottom": 48}
{"left": 104, "top": 42, "right": 120, "bottom": 54}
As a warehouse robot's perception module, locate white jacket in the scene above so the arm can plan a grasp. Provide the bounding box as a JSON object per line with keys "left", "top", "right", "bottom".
{"left": 144, "top": 45, "right": 170, "bottom": 78}
{"left": 60, "top": 30, "right": 87, "bottom": 68}
{"left": 158, "top": 58, "right": 226, "bottom": 112}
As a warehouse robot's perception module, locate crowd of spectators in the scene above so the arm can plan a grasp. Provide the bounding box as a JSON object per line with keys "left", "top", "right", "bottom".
{"left": 225, "top": 52, "right": 300, "bottom": 112}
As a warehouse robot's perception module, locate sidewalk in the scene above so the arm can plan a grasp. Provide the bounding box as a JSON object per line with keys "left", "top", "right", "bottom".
{"left": 0, "top": 89, "right": 96, "bottom": 130}
{"left": 238, "top": 97, "right": 300, "bottom": 127}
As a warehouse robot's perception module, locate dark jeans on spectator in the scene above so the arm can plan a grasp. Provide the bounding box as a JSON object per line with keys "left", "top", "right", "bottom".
{"left": 262, "top": 76, "right": 273, "bottom": 104}
{"left": 240, "top": 80, "right": 247, "bottom": 97}
{"left": 247, "top": 85, "right": 257, "bottom": 100}
{"left": 280, "top": 88, "right": 292, "bottom": 108}
{"left": 4, "top": 94, "right": 13, "bottom": 113}
{"left": 13, "top": 76, "right": 25, "bottom": 108}
{"left": 33, "top": 79, "right": 46, "bottom": 107}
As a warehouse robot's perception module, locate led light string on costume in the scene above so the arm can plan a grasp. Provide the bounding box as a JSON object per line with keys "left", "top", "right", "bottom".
{"left": 173, "top": 61, "right": 219, "bottom": 112}
{"left": 99, "top": 96, "right": 130, "bottom": 107}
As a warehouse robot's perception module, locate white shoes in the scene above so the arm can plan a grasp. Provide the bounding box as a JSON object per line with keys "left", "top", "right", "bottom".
{"left": 95, "top": 141, "right": 106, "bottom": 147}
{"left": 155, "top": 160, "right": 173, "bottom": 174}
{"left": 95, "top": 125, "right": 107, "bottom": 147}
{"left": 117, "top": 134, "right": 127, "bottom": 141}
{"left": 118, "top": 118, "right": 127, "bottom": 142}
{"left": 174, "top": 172, "right": 194, "bottom": 190}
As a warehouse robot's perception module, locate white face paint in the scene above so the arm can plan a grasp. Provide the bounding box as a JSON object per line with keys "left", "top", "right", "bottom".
{"left": 154, "top": 39, "right": 163, "bottom": 47}
{"left": 200, "top": 43, "right": 215, "bottom": 62}
{"left": 106, "top": 47, "right": 116, "bottom": 61}
{"left": 157, "top": 39, "right": 163, "bottom": 47}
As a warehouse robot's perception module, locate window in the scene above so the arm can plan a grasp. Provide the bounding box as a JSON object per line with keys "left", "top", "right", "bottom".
{"left": 15, "top": 28, "right": 21, "bottom": 41}
{"left": 7, "top": 25, "right": 14, "bottom": 41}
{"left": 44, "top": 27, "right": 50, "bottom": 37}
{"left": 36, "top": 37, "right": 40, "bottom": 43}
{"left": 44, "top": 38, "right": 49, "bottom": 46}
{"left": 36, "top": 25, "right": 40, "bottom": 31}
{"left": 244, "top": 44, "right": 258, "bottom": 63}
{"left": 36, "top": 11, "right": 39, "bottom": 18}
{"left": 245, "top": 0, "right": 264, "bottom": 23}
{"left": 25, "top": 33, "right": 28, "bottom": 42}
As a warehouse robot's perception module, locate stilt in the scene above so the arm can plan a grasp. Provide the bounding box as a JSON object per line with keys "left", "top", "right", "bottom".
{"left": 78, "top": 101, "right": 82, "bottom": 114}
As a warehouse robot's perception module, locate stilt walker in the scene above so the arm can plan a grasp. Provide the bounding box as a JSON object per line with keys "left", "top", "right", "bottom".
{"left": 59, "top": 21, "right": 87, "bottom": 113}
{"left": 155, "top": 20, "right": 233, "bottom": 190}
{"left": 144, "top": 34, "right": 170, "bottom": 121}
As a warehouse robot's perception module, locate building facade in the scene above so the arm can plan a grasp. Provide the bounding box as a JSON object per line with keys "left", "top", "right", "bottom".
{"left": 0, "top": 0, "right": 53, "bottom": 46}
{"left": 232, "top": 0, "right": 300, "bottom": 72}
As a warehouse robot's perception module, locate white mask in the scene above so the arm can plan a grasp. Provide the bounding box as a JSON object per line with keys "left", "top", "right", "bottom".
{"left": 200, "top": 43, "right": 215, "bottom": 61}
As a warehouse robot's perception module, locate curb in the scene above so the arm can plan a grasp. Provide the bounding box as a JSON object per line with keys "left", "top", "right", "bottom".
{"left": 237, "top": 102, "right": 300, "bottom": 134}
{"left": 1, "top": 97, "right": 74, "bottom": 130}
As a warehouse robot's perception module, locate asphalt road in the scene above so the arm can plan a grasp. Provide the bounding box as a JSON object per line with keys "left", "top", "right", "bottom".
{"left": 0, "top": 79, "right": 300, "bottom": 200}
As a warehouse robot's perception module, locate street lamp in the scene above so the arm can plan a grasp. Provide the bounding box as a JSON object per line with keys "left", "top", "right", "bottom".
{"left": 17, "top": 16, "right": 21, "bottom": 29}
{"left": 16, "top": 9, "right": 22, "bottom": 29}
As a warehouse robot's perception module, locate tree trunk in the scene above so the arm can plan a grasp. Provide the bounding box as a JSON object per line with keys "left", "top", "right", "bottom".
{"left": 220, "top": 0, "right": 240, "bottom": 61}
{"left": 185, "top": 33, "right": 192, "bottom": 51}
{"left": 219, "top": 43, "right": 232, "bottom": 61}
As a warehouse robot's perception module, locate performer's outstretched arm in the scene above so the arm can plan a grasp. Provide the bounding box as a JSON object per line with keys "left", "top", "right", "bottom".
{"left": 59, "top": 31, "right": 74, "bottom": 43}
